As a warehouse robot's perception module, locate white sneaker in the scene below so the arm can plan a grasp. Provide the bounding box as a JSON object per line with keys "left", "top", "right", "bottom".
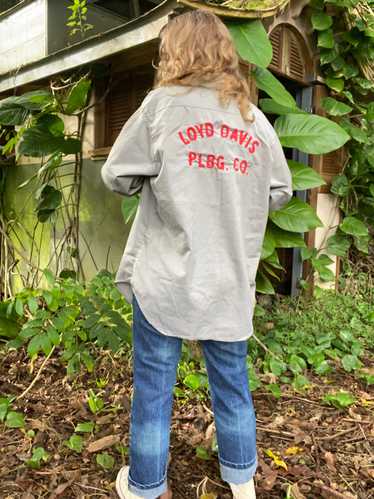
{"left": 115, "top": 457, "right": 172, "bottom": 499}
{"left": 116, "top": 465, "right": 144, "bottom": 499}
{"left": 229, "top": 478, "right": 256, "bottom": 499}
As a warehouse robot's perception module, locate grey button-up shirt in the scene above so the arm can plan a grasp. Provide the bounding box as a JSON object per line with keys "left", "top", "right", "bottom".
{"left": 101, "top": 84, "right": 293, "bottom": 342}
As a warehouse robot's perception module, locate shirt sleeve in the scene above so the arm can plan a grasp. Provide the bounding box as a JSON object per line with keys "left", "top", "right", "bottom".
{"left": 101, "top": 105, "right": 160, "bottom": 197}
{"left": 268, "top": 130, "right": 293, "bottom": 212}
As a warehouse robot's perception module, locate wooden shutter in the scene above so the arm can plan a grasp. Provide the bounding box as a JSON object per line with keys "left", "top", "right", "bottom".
{"left": 319, "top": 149, "right": 346, "bottom": 193}
{"left": 287, "top": 29, "right": 305, "bottom": 82}
{"left": 106, "top": 74, "right": 133, "bottom": 146}
{"left": 312, "top": 84, "right": 347, "bottom": 193}
{"left": 269, "top": 28, "right": 282, "bottom": 71}
{"left": 105, "top": 67, "right": 155, "bottom": 146}
{"left": 269, "top": 24, "right": 307, "bottom": 83}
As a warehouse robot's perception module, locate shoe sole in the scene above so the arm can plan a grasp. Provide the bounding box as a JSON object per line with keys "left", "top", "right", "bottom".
{"left": 115, "top": 455, "right": 172, "bottom": 499}
{"left": 116, "top": 466, "right": 129, "bottom": 499}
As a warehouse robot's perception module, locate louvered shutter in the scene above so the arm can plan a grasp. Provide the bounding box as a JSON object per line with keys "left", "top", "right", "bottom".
{"left": 269, "top": 27, "right": 282, "bottom": 73}
{"left": 105, "top": 67, "right": 154, "bottom": 146}
{"left": 313, "top": 84, "right": 347, "bottom": 193}
{"left": 287, "top": 29, "right": 305, "bottom": 81}
{"left": 269, "top": 25, "right": 307, "bottom": 83}
{"left": 106, "top": 74, "right": 133, "bottom": 145}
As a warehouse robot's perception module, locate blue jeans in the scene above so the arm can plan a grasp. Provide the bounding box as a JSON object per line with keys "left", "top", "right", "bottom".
{"left": 127, "top": 292, "right": 257, "bottom": 498}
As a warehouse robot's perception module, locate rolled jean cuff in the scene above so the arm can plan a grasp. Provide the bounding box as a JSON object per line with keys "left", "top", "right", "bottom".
{"left": 128, "top": 470, "right": 168, "bottom": 499}
{"left": 219, "top": 455, "right": 258, "bottom": 484}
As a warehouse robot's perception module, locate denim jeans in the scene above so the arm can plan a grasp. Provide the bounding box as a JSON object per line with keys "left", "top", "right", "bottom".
{"left": 127, "top": 292, "right": 258, "bottom": 498}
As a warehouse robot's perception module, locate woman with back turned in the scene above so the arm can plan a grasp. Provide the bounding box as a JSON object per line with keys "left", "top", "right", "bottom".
{"left": 101, "top": 8, "right": 293, "bottom": 499}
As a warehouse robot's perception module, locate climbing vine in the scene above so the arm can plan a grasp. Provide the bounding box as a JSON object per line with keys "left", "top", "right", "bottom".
{"left": 0, "top": 72, "right": 93, "bottom": 298}
{"left": 309, "top": 0, "right": 374, "bottom": 262}
{"left": 225, "top": 3, "right": 374, "bottom": 293}
{"left": 0, "top": 3, "right": 373, "bottom": 299}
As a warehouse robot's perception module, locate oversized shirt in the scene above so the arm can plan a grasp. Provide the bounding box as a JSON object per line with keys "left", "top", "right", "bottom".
{"left": 101, "top": 84, "right": 293, "bottom": 342}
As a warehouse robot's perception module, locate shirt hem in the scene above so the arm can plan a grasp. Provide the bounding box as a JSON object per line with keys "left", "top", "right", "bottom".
{"left": 115, "top": 280, "right": 254, "bottom": 343}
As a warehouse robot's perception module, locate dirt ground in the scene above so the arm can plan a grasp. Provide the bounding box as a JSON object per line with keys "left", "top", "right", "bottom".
{"left": 0, "top": 348, "right": 373, "bottom": 499}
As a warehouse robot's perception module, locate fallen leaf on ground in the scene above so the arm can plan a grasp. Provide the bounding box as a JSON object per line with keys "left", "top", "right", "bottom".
{"left": 87, "top": 435, "right": 120, "bottom": 453}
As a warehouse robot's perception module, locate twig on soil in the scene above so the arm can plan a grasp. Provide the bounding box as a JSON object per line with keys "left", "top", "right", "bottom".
{"left": 196, "top": 475, "right": 230, "bottom": 498}
{"left": 74, "top": 482, "right": 109, "bottom": 493}
{"left": 252, "top": 334, "right": 283, "bottom": 361}
{"left": 342, "top": 418, "right": 372, "bottom": 424}
{"left": 257, "top": 426, "right": 294, "bottom": 439}
{"left": 280, "top": 395, "right": 334, "bottom": 409}
{"left": 313, "top": 482, "right": 356, "bottom": 498}
{"left": 339, "top": 473, "right": 357, "bottom": 495}
{"left": 341, "top": 436, "right": 368, "bottom": 444}
{"left": 201, "top": 402, "right": 214, "bottom": 416}
{"left": 359, "top": 424, "right": 373, "bottom": 457}
{"left": 16, "top": 346, "right": 56, "bottom": 401}
{"left": 316, "top": 428, "right": 354, "bottom": 441}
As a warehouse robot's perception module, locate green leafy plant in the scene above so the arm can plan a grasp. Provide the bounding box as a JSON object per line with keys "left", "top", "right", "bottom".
{"left": 0, "top": 74, "right": 94, "bottom": 299}
{"left": 0, "top": 396, "right": 25, "bottom": 428}
{"left": 64, "top": 434, "right": 84, "bottom": 453}
{"left": 323, "top": 391, "right": 356, "bottom": 409}
{"left": 26, "top": 447, "right": 50, "bottom": 469}
{"left": 75, "top": 421, "right": 95, "bottom": 433}
{"left": 96, "top": 452, "right": 115, "bottom": 470}
{"left": 87, "top": 389, "right": 104, "bottom": 414}
{"left": 196, "top": 446, "right": 211, "bottom": 460}
{"left": 66, "top": 0, "right": 93, "bottom": 39}
{"left": 310, "top": 0, "right": 374, "bottom": 264}
{"left": 4, "top": 270, "right": 132, "bottom": 375}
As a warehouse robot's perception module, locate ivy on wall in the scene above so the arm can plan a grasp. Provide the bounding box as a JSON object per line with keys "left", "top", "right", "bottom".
{"left": 0, "top": 2, "right": 373, "bottom": 298}
{"left": 0, "top": 74, "right": 93, "bottom": 297}
{"left": 226, "top": 18, "right": 352, "bottom": 293}
{"left": 309, "top": 0, "right": 374, "bottom": 260}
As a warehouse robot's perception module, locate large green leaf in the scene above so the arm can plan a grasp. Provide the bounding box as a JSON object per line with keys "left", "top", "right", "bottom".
{"left": 274, "top": 114, "right": 350, "bottom": 154}
{"left": 269, "top": 197, "right": 323, "bottom": 232}
{"left": 320, "top": 49, "right": 338, "bottom": 65}
{"left": 259, "top": 99, "right": 306, "bottom": 115}
{"left": 326, "top": 232, "right": 351, "bottom": 257}
{"left": 311, "top": 12, "right": 333, "bottom": 30}
{"left": 0, "top": 90, "right": 53, "bottom": 125}
{"left": 288, "top": 160, "right": 326, "bottom": 190}
{"left": 325, "top": 77, "right": 344, "bottom": 92}
{"left": 339, "top": 118, "right": 367, "bottom": 143}
{"left": 0, "top": 317, "right": 20, "bottom": 339}
{"left": 38, "top": 114, "right": 65, "bottom": 136}
{"left": 36, "top": 185, "right": 62, "bottom": 212}
{"left": 353, "top": 234, "right": 369, "bottom": 254}
{"left": 331, "top": 174, "right": 350, "bottom": 197}
{"left": 121, "top": 196, "right": 139, "bottom": 225}
{"left": 0, "top": 103, "right": 29, "bottom": 125}
{"left": 256, "top": 271, "right": 275, "bottom": 294}
{"left": 321, "top": 97, "right": 353, "bottom": 116}
{"left": 15, "top": 90, "right": 53, "bottom": 111}
{"left": 228, "top": 20, "right": 272, "bottom": 68}
{"left": 18, "top": 126, "right": 81, "bottom": 157}
{"left": 252, "top": 67, "right": 296, "bottom": 108}
{"left": 65, "top": 78, "right": 91, "bottom": 114}
{"left": 318, "top": 29, "right": 334, "bottom": 49}
{"left": 263, "top": 250, "right": 284, "bottom": 270}
{"left": 261, "top": 227, "right": 276, "bottom": 259}
{"left": 340, "top": 216, "right": 368, "bottom": 237}
{"left": 269, "top": 223, "right": 306, "bottom": 248}
{"left": 366, "top": 102, "right": 374, "bottom": 122}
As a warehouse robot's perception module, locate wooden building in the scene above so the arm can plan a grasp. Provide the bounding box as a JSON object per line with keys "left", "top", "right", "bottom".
{"left": 0, "top": 0, "right": 345, "bottom": 295}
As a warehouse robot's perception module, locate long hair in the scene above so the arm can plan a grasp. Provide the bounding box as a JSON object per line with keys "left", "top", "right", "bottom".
{"left": 153, "top": 9, "right": 255, "bottom": 124}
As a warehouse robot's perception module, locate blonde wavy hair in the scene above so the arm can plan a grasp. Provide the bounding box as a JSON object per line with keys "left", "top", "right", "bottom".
{"left": 153, "top": 9, "right": 254, "bottom": 123}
